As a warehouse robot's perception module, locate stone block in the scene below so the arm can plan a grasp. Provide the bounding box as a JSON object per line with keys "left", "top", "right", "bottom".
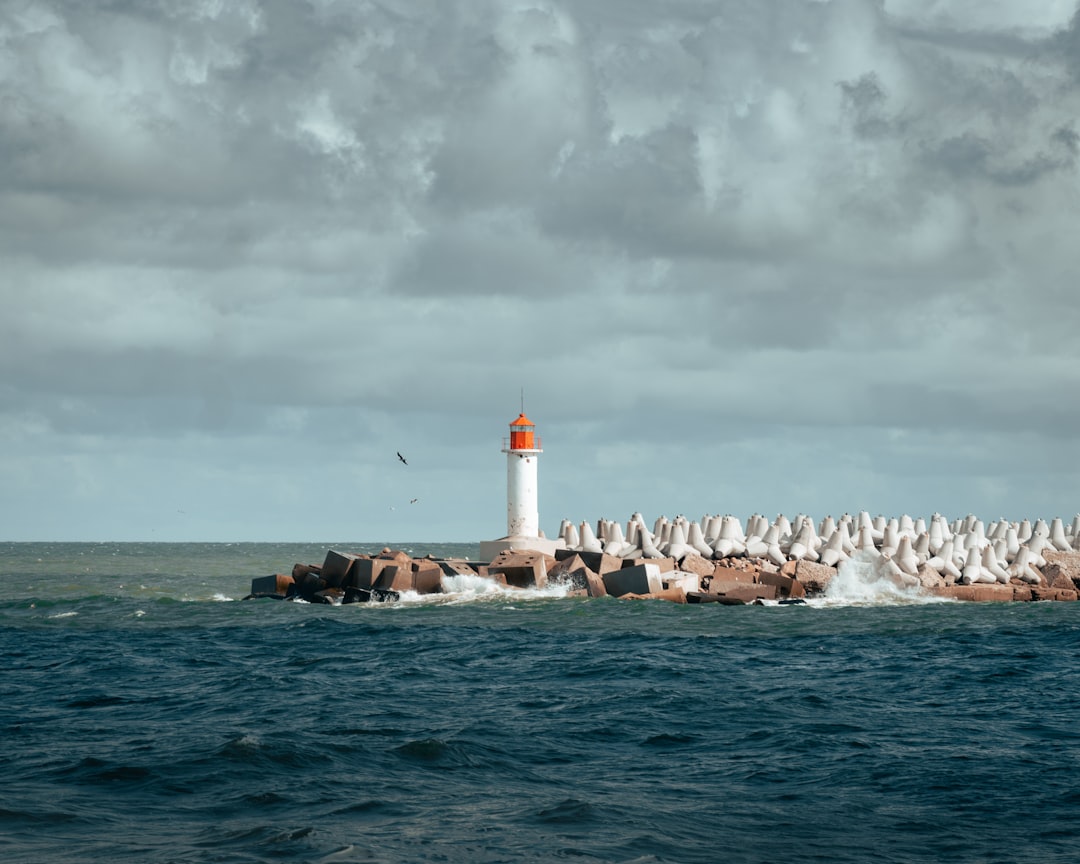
{"left": 373, "top": 565, "right": 442, "bottom": 594}
{"left": 488, "top": 550, "right": 553, "bottom": 588}
{"left": 292, "top": 563, "right": 322, "bottom": 581}
{"left": 372, "top": 565, "right": 404, "bottom": 592}
{"left": 549, "top": 553, "right": 589, "bottom": 578}
{"left": 343, "top": 586, "right": 372, "bottom": 604}
{"left": 410, "top": 564, "right": 444, "bottom": 594}
{"left": 436, "top": 559, "right": 481, "bottom": 577}
{"left": 686, "top": 592, "right": 747, "bottom": 605}
{"left": 296, "top": 570, "right": 328, "bottom": 598}
{"left": 555, "top": 549, "right": 624, "bottom": 575}
{"left": 312, "top": 588, "right": 344, "bottom": 605}
{"left": 936, "top": 584, "right": 1014, "bottom": 602}
{"left": 1030, "top": 587, "right": 1078, "bottom": 602}
{"left": 321, "top": 550, "right": 365, "bottom": 588}
{"left": 548, "top": 555, "right": 597, "bottom": 592}
{"left": 603, "top": 563, "right": 664, "bottom": 597}
{"left": 345, "top": 557, "right": 395, "bottom": 591}
{"left": 249, "top": 573, "right": 294, "bottom": 597}
{"left": 710, "top": 565, "right": 756, "bottom": 584}
{"left": 757, "top": 571, "right": 805, "bottom": 598}
{"left": 663, "top": 571, "right": 701, "bottom": 594}
{"left": 708, "top": 582, "right": 779, "bottom": 603}
{"left": 621, "top": 556, "right": 675, "bottom": 573}
{"left": 1011, "top": 586, "right": 1033, "bottom": 602}
{"left": 620, "top": 586, "right": 687, "bottom": 604}
{"left": 586, "top": 572, "right": 607, "bottom": 598}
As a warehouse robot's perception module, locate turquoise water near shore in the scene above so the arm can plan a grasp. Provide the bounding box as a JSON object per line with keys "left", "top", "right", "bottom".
{"left": 2, "top": 542, "right": 1078, "bottom": 863}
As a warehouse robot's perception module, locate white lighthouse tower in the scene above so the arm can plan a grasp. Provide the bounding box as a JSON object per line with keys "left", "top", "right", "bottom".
{"left": 479, "top": 409, "right": 564, "bottom": 560}
{"left": 504, "top": 411, "right": 540, "bottom": 538}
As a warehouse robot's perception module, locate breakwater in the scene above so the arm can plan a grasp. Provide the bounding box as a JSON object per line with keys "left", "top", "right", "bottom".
{"left": 244, "top": 511, "right": 1080, "bottom": 604}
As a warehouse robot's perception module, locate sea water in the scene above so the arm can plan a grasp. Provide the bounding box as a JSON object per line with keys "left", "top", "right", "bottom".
{"left": 1, "top": 542, "right": 1078, "bottom": 863}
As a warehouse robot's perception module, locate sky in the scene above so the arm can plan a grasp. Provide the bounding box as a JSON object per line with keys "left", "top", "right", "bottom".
{"left": 3, "top": 0, "right": 1080, "bottom": 543}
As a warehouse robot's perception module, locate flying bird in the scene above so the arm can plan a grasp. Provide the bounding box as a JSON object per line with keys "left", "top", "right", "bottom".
{"left": 410, "top": 498, "right": 418, "bottom": 504}
{"left": 396, "top": 451, "right": 408, "bottom": 465}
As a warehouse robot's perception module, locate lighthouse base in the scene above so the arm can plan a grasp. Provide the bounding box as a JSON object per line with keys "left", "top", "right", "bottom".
{"left": 479, "top": 535, "right": 565, "bottom": 562}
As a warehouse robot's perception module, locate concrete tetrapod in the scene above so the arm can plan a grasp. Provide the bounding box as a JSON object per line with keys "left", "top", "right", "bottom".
{"left": 687, "top": 521, "right": 715, "bottom": 558}
{"left": 1050, "top": 517, "right": 1073, "bottom": 552}
{"left": 578, "top": 521, "right": 603, "bottom": 554}
{"left": 981, "top": 545, "right": 1011, "bottom": 584}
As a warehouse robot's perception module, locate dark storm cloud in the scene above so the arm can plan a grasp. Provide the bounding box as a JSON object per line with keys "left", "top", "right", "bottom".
{"left": 3, "top": 0, "right": 1080, "bottom": 539}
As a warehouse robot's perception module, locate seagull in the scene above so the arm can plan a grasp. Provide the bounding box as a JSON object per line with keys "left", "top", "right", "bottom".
{"left": 410, "top": 498, "right": 418, "bottom": 504}
{"left": 396, "top": 451, "right": 408, "bottom": 465}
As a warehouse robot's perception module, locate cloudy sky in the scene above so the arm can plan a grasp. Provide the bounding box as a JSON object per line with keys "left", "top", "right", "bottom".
{"left": 3, "top": 0, "right": 1080, "bottom": 543}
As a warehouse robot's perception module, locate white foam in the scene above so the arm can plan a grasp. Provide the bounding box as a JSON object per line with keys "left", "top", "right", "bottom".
{"left": 815, "top": 550, "right": 947, "bottom": 607}
{"left": 384, "top": 573, "right": 573, "bottom": 607}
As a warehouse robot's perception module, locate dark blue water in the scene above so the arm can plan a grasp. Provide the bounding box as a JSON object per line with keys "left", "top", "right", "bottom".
{"left": 2, "top": 543, "right": 1078, "bottom": 863}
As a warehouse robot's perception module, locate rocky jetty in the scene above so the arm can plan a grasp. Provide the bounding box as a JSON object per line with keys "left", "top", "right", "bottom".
{"left": 551, "top": 511, "right": 1080, "bottom": 603}
{"left": 243, "top": 511, "right": 1080, "bottom": 604}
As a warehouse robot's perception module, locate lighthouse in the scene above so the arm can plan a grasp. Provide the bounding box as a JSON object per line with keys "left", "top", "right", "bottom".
{"left": 478, "top": 409, "right": 564, "bottom": 560}
{"left": 504, "top": 412, "right": 541, "bottom": 538}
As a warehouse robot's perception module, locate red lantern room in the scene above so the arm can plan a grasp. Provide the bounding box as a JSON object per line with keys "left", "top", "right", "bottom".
{"left": 508, "top": 413, "right": 537, "bottom": 451}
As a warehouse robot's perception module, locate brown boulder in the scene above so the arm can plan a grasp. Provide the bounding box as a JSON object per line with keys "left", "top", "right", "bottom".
{"left": 1041, "top": 550, "right": 1080, "bottom": 590}
{"left": 1040, "top": 562, "right": 1079, "bottom": 591}
{"left": 917, "top": 565, "right": 946, "bottom": 591}
{"left": 677, "top": 555, "right": 716, "bottom": 578}
{"left": 721, "top": 557, "right": 766, "bottom": 574}
{"left": 790, "top": 560, "right": 837, "bottom": 595}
